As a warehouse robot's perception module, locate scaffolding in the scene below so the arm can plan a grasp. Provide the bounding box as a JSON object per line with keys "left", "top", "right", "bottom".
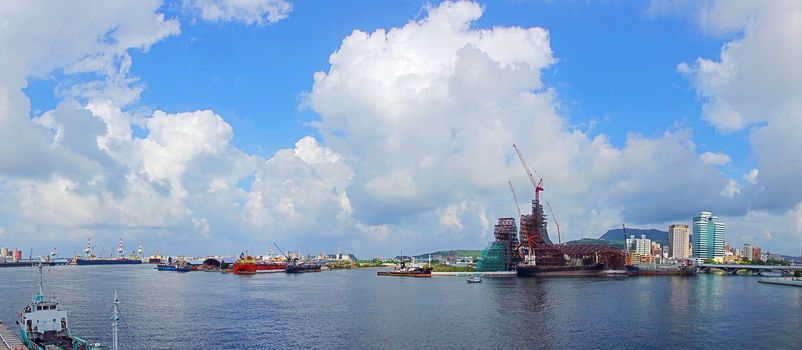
{"left": 477, "top": 241, "right": 507, "bottom": 272}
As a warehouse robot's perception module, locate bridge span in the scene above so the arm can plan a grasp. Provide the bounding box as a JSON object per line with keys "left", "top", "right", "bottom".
{"left": 699, "top": 264, "right": 802, "bottom": 275}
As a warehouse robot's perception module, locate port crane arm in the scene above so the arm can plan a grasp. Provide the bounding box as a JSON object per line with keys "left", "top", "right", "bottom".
{"left": 512, "top": 144, "right": 538, "bottom": 189}
{"left": 272, "top": 243, "right": 292, "bottom": 261}
{"left": 508, "top": 180, "right": 522, "bottom": 219}
{"left": 546, "top": 201, "right": 561, "bottom": 244}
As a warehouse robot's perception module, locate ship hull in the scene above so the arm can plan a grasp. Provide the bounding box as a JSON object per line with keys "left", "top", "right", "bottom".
{"left": 232, "top": 262, "right": 287, "bottom": 274}
{"left": 377, "top": 271, "right": 431, "bottom": 277}
{"left": 285, "top": 265, "right": 322, "bottom": 273}
{"left": 626, "top": 266, "right": 696, "bottom": 276}
{"left": 75, "top": 258, "right": 141, "bottom": 265}
{"left": 516, "top": 264, "right": 605, "bottom": 277}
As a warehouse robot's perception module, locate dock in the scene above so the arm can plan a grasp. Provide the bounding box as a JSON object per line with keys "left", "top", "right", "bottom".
{"left": 0, "top": 321, "right": 24, "bottom": 350}
{"left": 758, "top": 278, "right": 802, "bottom": 287}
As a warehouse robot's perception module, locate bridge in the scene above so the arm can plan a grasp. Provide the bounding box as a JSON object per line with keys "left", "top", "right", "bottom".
{"left": 698, "top": 264, "right": 802, "bottom": 276}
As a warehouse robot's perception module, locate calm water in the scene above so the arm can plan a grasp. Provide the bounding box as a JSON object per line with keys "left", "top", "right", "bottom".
{"left": 2, "top": 265, "right": 801, "bottom": 349}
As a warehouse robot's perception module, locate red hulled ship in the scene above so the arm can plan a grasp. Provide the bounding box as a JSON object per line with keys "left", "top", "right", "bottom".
{"left": 232, "top": 255, "right": 287, "bottom": 274}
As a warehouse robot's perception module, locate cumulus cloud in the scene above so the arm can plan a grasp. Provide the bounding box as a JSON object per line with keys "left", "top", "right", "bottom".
{"left": 4, "top": 0, "right": 799, "bottom": 256}
{"left": 653, "top": 0, "right": 802, "bottom": 253}
{"left": 184, "top": 0, "right": 292, "bottom": 25}
{"left": 677, "top": 0, "right": 802, "bottom": 215}
{"left": 307, "top": 0, "right": 731, "bottom": 250}
{"left": 700, "top": 151, "right": 731, "bottom": 165}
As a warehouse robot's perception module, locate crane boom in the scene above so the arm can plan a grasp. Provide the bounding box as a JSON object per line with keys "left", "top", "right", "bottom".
{"left": 546, "top": 201, "right": 561, "bottom": 244}
{"left": 508, "top": 180, "right": 522, "bottom": 219}
{"left": 512, "top": 144, "right": 538, "bottom": 188}
{"left": 272, "top": 242, "right": 291, "bottom": 260}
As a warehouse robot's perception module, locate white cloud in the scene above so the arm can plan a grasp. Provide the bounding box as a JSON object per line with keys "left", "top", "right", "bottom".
{"left": 307, "top": 0, "right": 730, "bottom": 251}
{"left": 743, "top": 168, "right": 759, "bottom": 185}
{"left": 678, "top": 1, "right": 802, "bottom": 214}
{"left": 657, "top": 0, "right": 802, "bottom": 253}
{"left": 700, "top": 151, "right": 731, "bottom": 165}
{"left": 184, "top": 0, "right": 292, "bottom": 25}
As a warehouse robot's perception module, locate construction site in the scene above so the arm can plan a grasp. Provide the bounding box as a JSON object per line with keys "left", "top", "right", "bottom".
{"left": 476, "top": 144, "right": 626, "bottom": 275}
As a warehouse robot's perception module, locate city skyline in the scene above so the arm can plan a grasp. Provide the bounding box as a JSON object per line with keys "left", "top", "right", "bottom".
{"left": 2, "top": 1, "right": 802, "bottom": 257}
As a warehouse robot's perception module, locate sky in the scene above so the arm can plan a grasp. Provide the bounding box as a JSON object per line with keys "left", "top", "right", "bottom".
{"left": 1, "top": 0, "right": 801, "bottom": 258}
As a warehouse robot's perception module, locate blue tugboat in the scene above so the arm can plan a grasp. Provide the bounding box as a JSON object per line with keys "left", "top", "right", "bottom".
{"left": 18, "top": 264, "right": 109, "bottom": 350}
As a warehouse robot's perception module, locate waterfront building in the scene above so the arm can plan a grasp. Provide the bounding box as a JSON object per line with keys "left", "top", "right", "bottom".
{"left": 668, "top": 224, "right": 690, "bottom": 258}
{"left": 692, "top": 211, "right": 725, "bottom": 261}
{"left": 752, "top": 246, "right": 762, "bottom": 262}
{"left": 743, "top": 244, "right": 753, "bottom": 260}
{"left": 626, "top": 234, "right": 652, "bottom": 256}
{"left": 0, "top": 247, "right": 8, "bottom": 259}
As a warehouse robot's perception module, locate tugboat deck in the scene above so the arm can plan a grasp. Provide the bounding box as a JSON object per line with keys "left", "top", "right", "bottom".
{"left": 0, "top": 321, "right": 24, "bottom": 350}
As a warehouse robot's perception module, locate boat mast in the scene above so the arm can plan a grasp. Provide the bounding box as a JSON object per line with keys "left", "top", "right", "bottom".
{"left": 38, "top": 262, "right": 44, "bottom": 296}
{"left": 112, "top": 291, "right": 119, "bottom": 350}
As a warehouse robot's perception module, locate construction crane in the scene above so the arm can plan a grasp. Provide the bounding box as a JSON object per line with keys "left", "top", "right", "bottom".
{"left": 546, "top": 201, "right": 561, "bottom": 244}
{"left": 512, "top": 144, "right": 538, "bottom": 190}
{"left": 508, "top": 180, "right": 522, "bottom": 219}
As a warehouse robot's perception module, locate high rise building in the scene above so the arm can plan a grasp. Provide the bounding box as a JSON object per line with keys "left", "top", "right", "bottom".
{"left": 692, "top": 211, "right": 725, "bottom": 261}
{"left": 626, "top": 234, "right": 652, "bottom": 256}
{"left": 743, "top": 243, "right": 753, "bottom": 260}
{"left": 753, "top": 246, "right": 762, "bottom": 262}
{"left": 668, "top": 224, "right": 690, "bottom": 259}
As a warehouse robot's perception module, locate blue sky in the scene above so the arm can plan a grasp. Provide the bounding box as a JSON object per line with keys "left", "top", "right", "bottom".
{"left": 25, "top": 0, "right": 746, "bottom": 168}
{"left": 3, "top": 0, "right": 801, "bottom": 256}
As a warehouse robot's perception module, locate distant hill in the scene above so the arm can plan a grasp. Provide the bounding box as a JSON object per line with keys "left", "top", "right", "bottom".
{"left": 565, "top": 238, "right": 625, "bottom": 250}
{"left": 599, "top": 228, "right": 669, "bottom": 245}
{"left": 415, "top": 249, "right": 481, "bottom": 259}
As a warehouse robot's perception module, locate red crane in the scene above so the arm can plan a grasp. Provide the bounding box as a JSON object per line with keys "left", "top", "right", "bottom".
{"left": 512, "top": 144, "right": 538, "bottom": 194}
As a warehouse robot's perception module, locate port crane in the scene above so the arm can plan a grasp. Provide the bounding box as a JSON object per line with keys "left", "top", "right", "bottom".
{"left": 272, "top": 242, "right": 294, "bottom": 262}
{"left": 511, "top": 144, "right": 547, "bottom": 264}
{"left": 512, "top": 144, "right": 539, "bottom": 192}
{"left": 507, "top": 180, "right": 522, "bottom": 219}
{"left": 546, "top": 201, "right": 561, "bottom": 244}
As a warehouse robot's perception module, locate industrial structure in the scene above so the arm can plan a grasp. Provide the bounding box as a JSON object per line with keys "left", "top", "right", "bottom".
{"left": 478, "top": 144, "right": 626, "bottom": 273}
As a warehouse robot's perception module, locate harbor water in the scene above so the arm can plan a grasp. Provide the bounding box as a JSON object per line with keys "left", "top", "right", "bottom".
{"left": 2, "top": 265, "right": 801, "bottom": 349}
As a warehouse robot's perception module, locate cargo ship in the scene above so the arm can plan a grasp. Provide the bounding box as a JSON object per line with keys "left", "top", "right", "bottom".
{"left": 232, "top": 255, "right": 287, "bottom": 274}
{"left": 18, "top": 264, "right": 108, "bottom": 350}
{"left": 626, "top": 264, "right": 697, "bottom": 276}
{"left": 75, "top": 238, "right": 142, "bottom": 265}
{"left": 75, "top": 258, "right": 141, "bottom": 266}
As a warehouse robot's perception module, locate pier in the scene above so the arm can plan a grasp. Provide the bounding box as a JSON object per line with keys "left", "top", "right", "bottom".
{"left": 0, "top": 322, "right": 24, "bottom": 350}
{"left": 758, "top": 278, "right": 802, "bottom": 287}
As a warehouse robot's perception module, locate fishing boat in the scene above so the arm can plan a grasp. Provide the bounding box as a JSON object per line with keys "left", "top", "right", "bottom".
{"left": 466, "top": 274, "right": 482, "bottom": 283}
{"left": 18, "top": 264, "right": 110, "bottom": 350}
{"left": 377, "top": 252, "right": 433, "bottom": 277}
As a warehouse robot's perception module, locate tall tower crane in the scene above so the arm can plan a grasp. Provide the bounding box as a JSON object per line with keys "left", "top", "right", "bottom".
{"left": 507, "top": 180, "right": 522, "bottom": 219}
{"left": 546, "top": 201, "right": 561, "bottom": 244}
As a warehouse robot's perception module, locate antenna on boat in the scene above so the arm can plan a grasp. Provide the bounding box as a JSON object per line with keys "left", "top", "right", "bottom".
{"left": 112, "top": 291, "right": 119, "bottom": 350}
